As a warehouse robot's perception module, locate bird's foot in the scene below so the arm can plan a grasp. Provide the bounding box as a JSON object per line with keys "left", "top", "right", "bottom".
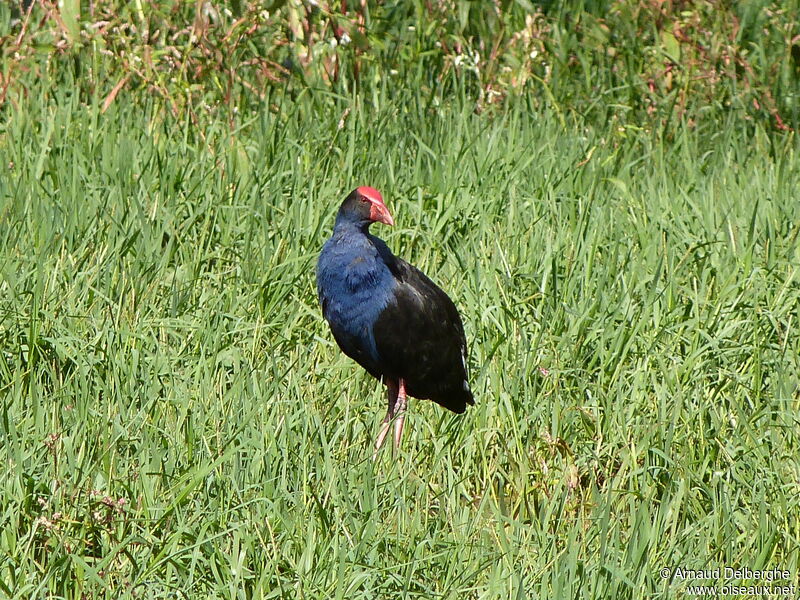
{"left": 392, "top": 379, "right": 408, "bottom": 450}
{"left": 373, "top": 380, "right": 399, "bottom": 460}
{"left": 373, "top": 379, "right": 408, "bottom": 459}
{"left": 373, "top": 416, "right": 392, "bottom": 460}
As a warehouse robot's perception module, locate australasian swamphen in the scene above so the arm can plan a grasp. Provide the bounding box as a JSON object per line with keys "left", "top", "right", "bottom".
{"left": 316, "top": 187, "right": 474, "bottom": 455}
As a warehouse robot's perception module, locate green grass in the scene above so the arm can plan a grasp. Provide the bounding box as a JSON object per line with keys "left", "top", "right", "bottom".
{"left": 1, "top": 80, "right": 800, "bottom": 599}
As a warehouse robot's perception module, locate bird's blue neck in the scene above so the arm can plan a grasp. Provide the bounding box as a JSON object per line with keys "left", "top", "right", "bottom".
{"left": 317, "top": 216, "right": 396, "bottom": 368}
{"left": 333, "top": 212, "right": 371, "bottom": 236}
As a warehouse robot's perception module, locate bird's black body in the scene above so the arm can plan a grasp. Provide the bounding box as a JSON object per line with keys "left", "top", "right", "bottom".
{"left": 370, "top": 253, "right": 473, "bottom": 413}
{"left": 317, "top": 188, "right": 474, "bottom": 419}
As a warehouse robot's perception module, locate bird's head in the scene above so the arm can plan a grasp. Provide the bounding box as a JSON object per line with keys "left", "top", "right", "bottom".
{"left": 337, "top": 186, "right": 394, "bottom": 229}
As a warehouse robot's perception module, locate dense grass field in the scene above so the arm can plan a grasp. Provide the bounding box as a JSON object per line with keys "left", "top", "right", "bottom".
{"left": 2, "top": 64, "right": 800, "bottom": 599}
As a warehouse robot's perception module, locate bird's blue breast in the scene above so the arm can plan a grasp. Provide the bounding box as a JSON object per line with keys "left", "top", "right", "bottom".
{"left": 316, "top": 232, "right": 397, "bottom": 370}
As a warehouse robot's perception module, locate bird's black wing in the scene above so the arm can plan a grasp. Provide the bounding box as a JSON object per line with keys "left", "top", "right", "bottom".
{"left": 371, "top": 251, "right": 474, "bottom": 413}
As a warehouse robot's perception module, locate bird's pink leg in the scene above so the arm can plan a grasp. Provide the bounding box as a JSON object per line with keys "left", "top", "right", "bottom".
{"left": 373, "top": 380, "right": 399, "bottom": 459}
{"left": 392, "top": 378, "right": 408, "bottom": 450}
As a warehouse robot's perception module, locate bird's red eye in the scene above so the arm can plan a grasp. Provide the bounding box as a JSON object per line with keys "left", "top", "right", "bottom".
{"left": 359, "top": 197, "right": 369, "bottom": 204}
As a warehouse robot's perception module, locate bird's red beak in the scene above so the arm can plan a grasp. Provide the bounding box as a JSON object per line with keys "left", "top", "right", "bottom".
{"left": 369, "top": 201, "right": 394, "bottom": 226}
